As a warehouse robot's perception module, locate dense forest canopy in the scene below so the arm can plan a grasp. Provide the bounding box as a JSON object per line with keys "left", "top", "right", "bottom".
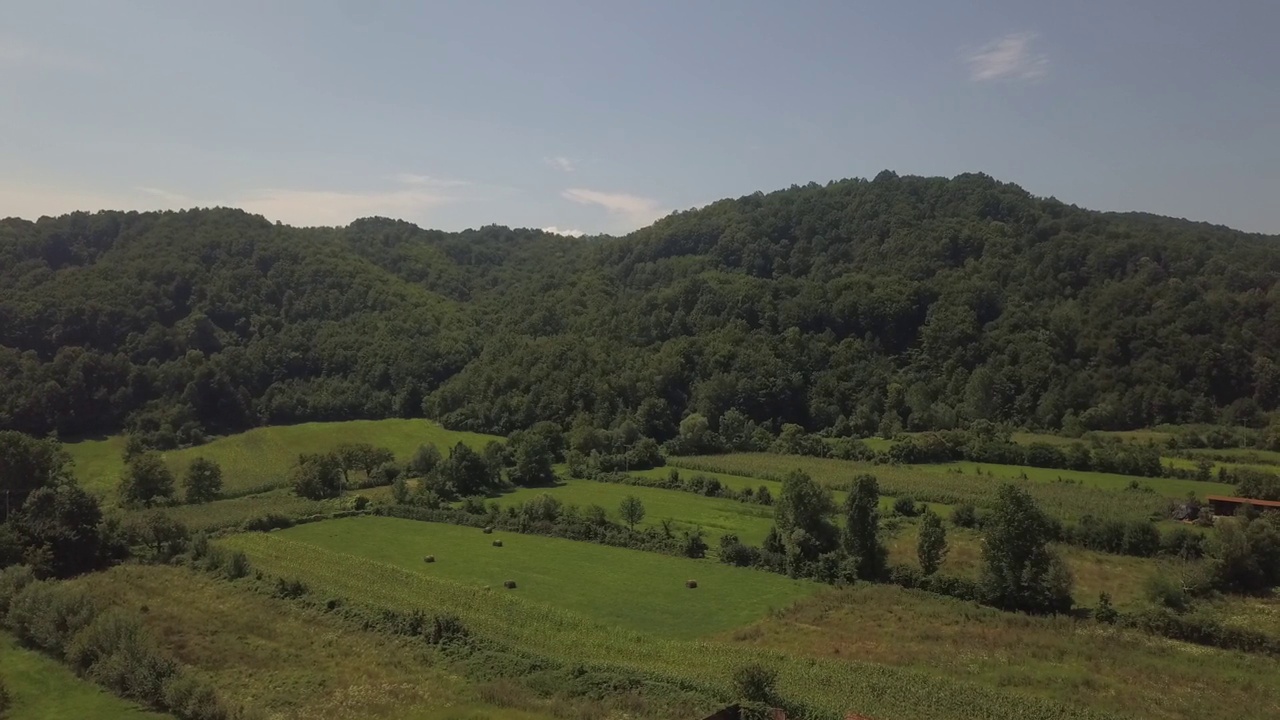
{"left": 2, "top": 172, "right": 1278, "bottom": 445}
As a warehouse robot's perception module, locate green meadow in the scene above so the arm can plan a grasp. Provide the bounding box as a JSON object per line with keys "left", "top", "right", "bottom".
{"left": 64, "top": 419, "right": 500, "bottom": 499}
{"left": 222, "top": 528, "right": 1115, "bottom": 720}
{"left": 270, "top": 516, "right": 818, "bottom": 638}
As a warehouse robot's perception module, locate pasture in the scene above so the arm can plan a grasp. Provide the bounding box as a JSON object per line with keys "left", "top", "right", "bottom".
{"left": 65, "top": 419, "right": 499, "bottom": 499}
{"left": 0, "top": 632, "right": 166, "bottom": 720}
{"left": 497, "top": 479, "right": 779, "bottom": 544}
{"left": 114, "top": 485, "right": 393, "bottom": 533}
{"left": 69, "top": 565, "right": 566, "bottom": 720}
{"left": 671, "top": 454, "right": 1179, "bottom": 522}
{"left": 270, "top": 516, "right": 818, "bottom": 638}
{"left": 729, "top": 585, "right": 1280, "bottom": 720}
{"left": 222, "top": 531, "right": 1116, "bottom": 720}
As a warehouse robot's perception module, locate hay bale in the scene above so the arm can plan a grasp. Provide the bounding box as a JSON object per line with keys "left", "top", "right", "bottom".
{"left": 503, "top": 579, "right": 517, "bottom": 589}
{"left": 423, "top": 555, "right": 435, "bottom": 563}
{"left": 492, "top": 540, "right": 504, "bottom": 547}
{"left": 685, "top": 579, "right": 698, "bottom": 589}
{"left": 483, "top": 526, "right": 494, "bottom": 534}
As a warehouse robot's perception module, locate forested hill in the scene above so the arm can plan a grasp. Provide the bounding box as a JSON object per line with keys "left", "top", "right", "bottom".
{"left": 3, "top": 171, "right": 1279, "bottom": 445}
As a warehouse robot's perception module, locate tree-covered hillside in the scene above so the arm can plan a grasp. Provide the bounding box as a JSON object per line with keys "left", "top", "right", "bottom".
{"left": 3, "top": 172, "right": 1278, "bottom": 444}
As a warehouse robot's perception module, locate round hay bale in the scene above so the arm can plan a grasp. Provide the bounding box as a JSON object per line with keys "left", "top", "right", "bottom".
{"left": 492, "top": 539, "right": 504, "bottom": 547}
{"left": 423, "top": 555, "right": 435, "bottom": 563}
{"left": 503, "top": 579, "right": 517, "bottom": 589}
{"left": 685, "top": 579, "right": 698, "bottom": 589}
{"left": 483, "top": 526, "right": 494, "bottom": 534}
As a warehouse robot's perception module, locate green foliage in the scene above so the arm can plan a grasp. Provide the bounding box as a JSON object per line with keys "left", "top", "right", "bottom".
{"left": 773, "top": 470, "right": 838, "bottom": 562}
{"left": 334, "top": 443, "right": 396, "bottom": 484}
{"left": 981, "top": 485, "right": 1074, "bottom": 614}
{"left": 1143, "top": 573, "right": 1192, "bottom": 612}
{"left": 917, "top": 509, "right": 949, "bottom": 575}
{"left": 1209, "top": 514, "right": 1280, "bottom": 594}
{"left": 14, "top": 484, "right": 111, "bottom": 578}
{"left": 732, "top": 663, "right": 778, "bottom": 704}
{"left": 437, "top": 443, "right": 497, "bottom": 498}
{"left": 290, "top": 452, "right": 344, "bottom": 500}
{"left": 842, "top": 474, "right": 887, "bottom": 580}
{"left": 0, "top": 432, "right": 72, "bottom": 522}
{"left": 951, "top": 503, "right": 978, "bottom": 528}
{"left": 183, "top": 457, "right": 223, "bottom": 504}
{"left": 119, "top": 452, "right": 175, "bottom": 507}
{"left": 407, "top": 443, "right": 443, "bottom": 476}
{"left": 618, "top": 495, "right": 646, "bottom": 531}
{"left": 124, "top": 512, "right": 189, "bottom": 563}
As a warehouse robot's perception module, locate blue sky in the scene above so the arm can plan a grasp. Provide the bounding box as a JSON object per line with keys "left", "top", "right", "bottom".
{"left": 2, "top": 1, "right": 1277, "bottom": 235}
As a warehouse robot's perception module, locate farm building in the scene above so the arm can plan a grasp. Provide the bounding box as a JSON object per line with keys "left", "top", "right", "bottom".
{"left": 1205, "top": 495, "right": 1280, "bottom": 516}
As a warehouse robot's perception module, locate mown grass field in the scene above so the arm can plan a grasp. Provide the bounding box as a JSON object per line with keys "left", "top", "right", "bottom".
{"left": 221, "top": 529, "right": 1118, "bottom": 720}
{"left": 0, "top": 632, "right": 167, "bottom": 720}
{"left": 272, "top": 516, "right": 819, "bottom": 638}
{"left": 69, "top": 565, "right": 567, "bottom": 720}
{"left": 65, "top": 420, "right": 500, "bottom": 500}
{"left": 727, "top": 585, "right": 1280, "bottom": 720}
{"left": 497, "top": 479, "right": 779, "bottom": 545}
{"left": 671, "top": 454, "right": 1179, "bottom": 522}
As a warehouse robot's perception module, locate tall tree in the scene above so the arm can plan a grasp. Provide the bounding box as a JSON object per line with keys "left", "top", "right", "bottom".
{"left": 773, "top": 470, "right": 838, "bottom": 562}
{"left": 0, "top": 432, "right": 72, "bottom": 521}
{"left": 437, "top": 443, "right": 495, "bottom": 498}
{"left": 291, "top": 453, "right": 344, "bottom": 500}
{"left": 981, "top": 484, "right": 1074, "bottom": 614}
{"left": 120, "top": 452, "right": 175, "bottom": 507}
{"left": 841, "top": 474, "right": 887, "bottom": 579}
{"left": 917, "top": 508, "right": 949, "bottom": 575}
{"left": 15, "top": 483, "right": 109, "bottom": 577}
{"left": 183, "top": 457, "right": 223, "bottom": 504}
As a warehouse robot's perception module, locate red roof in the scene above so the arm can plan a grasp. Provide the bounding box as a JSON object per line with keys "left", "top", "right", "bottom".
{"left": 1206, "top": 495, "right": 1280, "bottom": 509}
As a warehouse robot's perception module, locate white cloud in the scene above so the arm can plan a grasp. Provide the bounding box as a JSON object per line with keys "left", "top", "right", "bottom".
{"left": 545, "top": 156, "right": 576, "bottom": 173}
{"left": 562, "top": 188, "right": 666, "bottom": 227}
{"left": 963, "top": 32, "right": 1048, "bottom": 82}
{"left": 393, "top": 173, "right": 472, "bottom": 188}
{"left": 541, "top": 226, "right": 586, "bottom": 237}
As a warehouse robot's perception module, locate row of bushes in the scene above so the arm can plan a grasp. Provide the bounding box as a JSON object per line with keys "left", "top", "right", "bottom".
{"left": 588, "top": 469, "right": 775, "bottom": 505}
{"left": 0, "top": 565, "right": 242, "bottom": 720}
{"left": 376, "top": 503, "right": 709, "bottom": 559}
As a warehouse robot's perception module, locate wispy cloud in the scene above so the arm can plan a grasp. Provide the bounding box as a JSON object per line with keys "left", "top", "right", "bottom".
{"left": 963, "top": 32, "right": 1048, "bottom": 82}
{"left": 545, "top": 156, "right": 576, "bottom": 173}
{"left": 541, "top": 226, "right": 586, "bottom": 237}
{"left": 562, "top": 188, "right": 666, "bottom": 227}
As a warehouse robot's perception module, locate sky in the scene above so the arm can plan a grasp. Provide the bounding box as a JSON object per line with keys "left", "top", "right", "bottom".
{"left": 1, "top": 0, "right": 1278, "bottom": 236}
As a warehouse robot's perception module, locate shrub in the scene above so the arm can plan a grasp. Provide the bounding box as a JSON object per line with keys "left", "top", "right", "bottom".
{"left": 241, "top": 513, "right": 295, "bottom": 533}
{"left": 1144, "top": 573, "right": 1192, "bottom": 612}
{"left": 0, "top": 565, "right": 36, "bottom": 616}
{"left": 5, "top": 581, "right": 98, "bottom": 655}
{"left": 951, "top": 503, "right": 978, "bottom": 528}
{"left": 892, "top": 496, "right": 919, "bottom": 517}
{"left": 1095, "top": 593, "right": 1119, "bottom": 624}
{"left": 733, "top": 663, "right": 778, "bottom": 705}
{"left": 161, "top": 671, "right": 230, "bottom": 720}
{"left": 222, "top": 551, "right": 251, "bottom": 580}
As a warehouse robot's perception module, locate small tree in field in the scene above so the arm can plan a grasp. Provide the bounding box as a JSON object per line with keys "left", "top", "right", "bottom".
{"left": 619, "top": 495, "right": 646, "bottom": 531}
{"left": 184, "top": 457, "right": 223, "bottom": 503}
{"left": 291, "top": 453, "right": 344, "bottom": 500}
{"left": 982, "top": 484, "right": 1074, "bottom": 614}
{"left": 120, "top": 452, "right": 174, "bottom": 507}
{"left": 917, "top": 508, "right": 949, "bottom": 575}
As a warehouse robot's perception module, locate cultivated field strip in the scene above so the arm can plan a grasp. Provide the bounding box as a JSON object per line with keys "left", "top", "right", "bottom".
{"left": 672, "top": 454, "right": 1176, "bottom": 522}
{"left": 222, "top": 532, "right": 1122, "bottom": 720}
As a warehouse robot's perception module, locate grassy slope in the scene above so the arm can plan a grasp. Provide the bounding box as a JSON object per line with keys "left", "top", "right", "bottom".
{"left": 728, "top": 585, "right": 1280, "bottom": 720}
{"left": 70, "top": 565, "right": 563, "bottom": 720}
{"left": 65, "top": 419, "right": 500, "bottom": 499}
{"left": 274, "top": 516, "right": 818, "bottom": 638}
{"left": 0, "top": 633, "right": 167, "bottom": 720}
{"left": 222, "top": 530, "right": 1117, "bottom": 720}
{"left": 671, "top": 454, "right": 1180, "bottom": 522}
{"left": 113, "top": 485, "right": 394, "bottom": 533}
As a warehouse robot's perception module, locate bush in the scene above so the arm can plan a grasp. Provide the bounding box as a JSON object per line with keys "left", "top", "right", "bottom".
{"left": 161, "top": 672, "right": 230, "bottom": 720}
{"left": 0, "top": 565, "right": 36, "bottom": 616}
{"left": 1144, "top": 573, "right": 1192, "bottom": 612}
{"left": 222, "top": 551, "right": 251, "bottom": 580}
{"left": 5, "top": 581, "right": 97, "bottom": 655}
{"left": 892, "top": 496, "right": 919, "bottom": 517}
{"left": 1095, "top": 593, "right": 1119, "bottom": 624}
{"left": 242, "top": 513, "right": 295, "bottom": 533}
{"left": 951, "top": 503, "right": 978, "bottom": 528}
{"left": 733, "top": 663, "right": 778, "bottom": 704}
